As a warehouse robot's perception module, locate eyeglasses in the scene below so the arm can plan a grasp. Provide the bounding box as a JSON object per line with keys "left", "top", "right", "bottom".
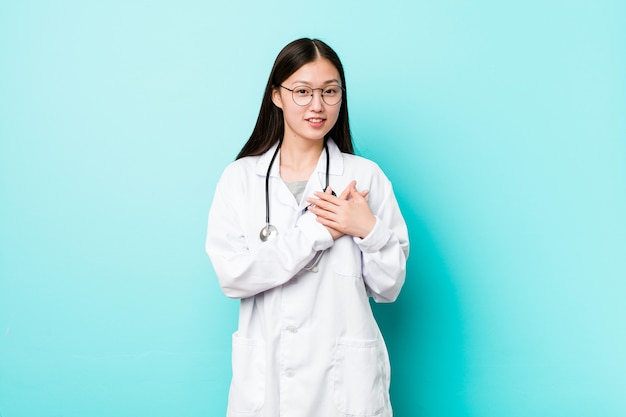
{"left": 280, "top": 85, "right": 344, "bottom": 106}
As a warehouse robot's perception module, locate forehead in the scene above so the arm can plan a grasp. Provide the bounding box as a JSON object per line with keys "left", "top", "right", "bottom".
{"left": 283, "top": 58, "right": 341, "bottom": 86}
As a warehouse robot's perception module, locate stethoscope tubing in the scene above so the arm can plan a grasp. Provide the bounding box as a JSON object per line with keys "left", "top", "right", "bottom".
{"left": 265, "top": 140, "right": 282, "bottom": 226}
{"left": 261, "top": 139, "right": 333, "bottom": 242}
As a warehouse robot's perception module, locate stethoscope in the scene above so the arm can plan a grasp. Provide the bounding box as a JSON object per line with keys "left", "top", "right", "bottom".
{"left": 259, "top": 139, "right": 334, "bottom": 242}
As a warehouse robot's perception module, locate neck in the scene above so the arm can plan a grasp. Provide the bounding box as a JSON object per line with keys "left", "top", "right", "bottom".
{"left": 279, "top": 139, "right": 325, "bottom": 182}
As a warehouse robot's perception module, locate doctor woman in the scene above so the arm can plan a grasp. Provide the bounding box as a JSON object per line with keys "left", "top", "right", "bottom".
{"left": 206, "top": 38, "right": 409, "bottom": 417}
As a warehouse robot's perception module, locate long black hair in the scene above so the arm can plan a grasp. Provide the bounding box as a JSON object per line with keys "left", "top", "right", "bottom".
{"left": 236, "top": 38, "right": 353, "bottom": 159}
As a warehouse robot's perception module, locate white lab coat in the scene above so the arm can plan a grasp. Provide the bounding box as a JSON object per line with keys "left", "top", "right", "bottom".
{"left": 206, "top": 139, "right": 409, "bottom": 417}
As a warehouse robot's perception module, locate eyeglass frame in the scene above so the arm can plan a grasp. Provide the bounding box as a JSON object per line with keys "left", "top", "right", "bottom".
{"left": 279, "top": 84, "right": 345, "bottom": 106}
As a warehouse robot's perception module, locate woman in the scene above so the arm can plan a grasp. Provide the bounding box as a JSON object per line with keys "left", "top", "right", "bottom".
{"left": 206, "top": 38, "right": 409, "bottom": 417}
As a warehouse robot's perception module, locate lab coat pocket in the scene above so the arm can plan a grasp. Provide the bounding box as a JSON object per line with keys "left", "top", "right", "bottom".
{"left": 228, "top": 332, "right": 265, "bottom": 414}
{"left": 332, "top": 337, "right": 385, "bottom": 416}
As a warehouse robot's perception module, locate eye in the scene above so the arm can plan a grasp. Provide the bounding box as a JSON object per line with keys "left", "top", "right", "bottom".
{"left": 294, "top": 87, "right": 311, "bottom": 96}
{"left": 324, "top": 86, "right": 340, "bottom": 96}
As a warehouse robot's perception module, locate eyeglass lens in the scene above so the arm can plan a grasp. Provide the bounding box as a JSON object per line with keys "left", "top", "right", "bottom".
{"left": 291, "top": 86, "right": 342, "bottom": 106}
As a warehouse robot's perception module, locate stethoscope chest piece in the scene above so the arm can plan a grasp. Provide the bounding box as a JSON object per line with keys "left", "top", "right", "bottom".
{"left": 259, "top": 223, "right": 278, "bottom": 242}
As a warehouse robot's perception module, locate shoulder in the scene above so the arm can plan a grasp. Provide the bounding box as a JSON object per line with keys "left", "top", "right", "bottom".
{"left": 343, "top": 153, "right": 380, "bottom": 168}
{"left": 328, "top": 139, "right": 383, "bottom": 176}
{"left": 220, "top": 155, "right": 260, "bottom": 178}
{"left": 340, "top": 153, "right": 396, "bottom": 209}
{"left": 342, "top": 153, "right": 387, "bottom": 179}
{"left": 214, "top": 156, "right": 262, "bottom": 196}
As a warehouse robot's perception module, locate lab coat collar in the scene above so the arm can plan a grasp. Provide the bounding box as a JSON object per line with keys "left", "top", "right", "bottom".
{"left": 256, "top": 141, "right": 282, "bottom": 178}
{"left": 321, "top": 138, "right": 344, "bottom": 177}
{"left": 255, "top": 138, "right": 344, "bottom": 178}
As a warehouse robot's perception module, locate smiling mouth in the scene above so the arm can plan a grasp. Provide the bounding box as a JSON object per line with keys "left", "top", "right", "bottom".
{"left": 306, "top": 118, "right": 325, "bottom": 123}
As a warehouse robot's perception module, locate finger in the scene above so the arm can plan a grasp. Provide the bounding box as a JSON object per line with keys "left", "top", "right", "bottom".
{"left": 348, "top": 183, "right": 366, "bottom": 202}
{"left": 312, "top": 209, "right": 341, "bottom": 229}
{"left": 307, "top": 199, "right": 334, "bottom": 214}
{"left": 309, "top": 192, "right": 337, "bottom": 206}
{"left": 314, "top": 187, "right": 349, "bottom": 204}
{"left": 338, "top": 181, "right": 355, "bottom": 200}
{"left": 314, "top": 212, "right": 334, "bottom": 226}
{"left": 309, "top": 193, "right": 345, "bottom": 215}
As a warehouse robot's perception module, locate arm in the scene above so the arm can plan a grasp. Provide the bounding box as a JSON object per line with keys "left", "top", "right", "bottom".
{"left": 354, "top": 183, "right": 409, "bottom": 303}
{"left": 206, "top": 166, "right": 334, "bottom": 299}
{"left": 306, "top": 179, "right": 409, "bottom": 302}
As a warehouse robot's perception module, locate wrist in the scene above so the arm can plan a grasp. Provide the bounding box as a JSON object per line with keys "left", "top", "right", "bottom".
{"left": 358, "top": 215, "right": 377, "bottom": 239}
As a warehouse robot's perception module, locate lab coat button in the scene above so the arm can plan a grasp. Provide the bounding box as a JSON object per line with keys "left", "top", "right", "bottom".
{"left": 285, "top": 370, "right": 295, "bottom": 378}
{"left": 285, "top": 326, "right": 298, "bottom": 334}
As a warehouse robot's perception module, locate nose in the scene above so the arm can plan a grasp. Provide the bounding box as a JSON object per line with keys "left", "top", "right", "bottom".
{"left": 309, "top": 89, "right": 324, "bottom": 110}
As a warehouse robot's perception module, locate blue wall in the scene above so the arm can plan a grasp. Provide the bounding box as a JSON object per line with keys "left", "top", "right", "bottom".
{"left": 1, "top": 1, "right": 625, "bottom": 416}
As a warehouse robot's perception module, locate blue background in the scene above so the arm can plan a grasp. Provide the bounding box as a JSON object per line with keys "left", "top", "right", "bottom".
{"left": 1, "top": 1, "right": 625, "bottom": 416}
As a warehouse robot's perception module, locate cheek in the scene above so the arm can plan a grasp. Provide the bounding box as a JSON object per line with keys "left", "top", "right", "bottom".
{"left": 281, "top": 101, "right": 299, "bottom": 116}
{"left": 328, "top": 107, "right": 342, "bottom": 126}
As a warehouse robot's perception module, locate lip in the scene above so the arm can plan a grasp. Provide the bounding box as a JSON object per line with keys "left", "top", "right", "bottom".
{"left": 305, "top": 117, "right": 326, "bottom": 128}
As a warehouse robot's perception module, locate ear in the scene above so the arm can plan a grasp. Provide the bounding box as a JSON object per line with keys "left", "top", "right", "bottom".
{"left": 271, "top": 87, "right": 283, "bottom": 109}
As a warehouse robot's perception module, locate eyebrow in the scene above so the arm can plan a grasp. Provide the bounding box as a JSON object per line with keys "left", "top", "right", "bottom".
{"left": 290, "top": 79, "right": 341, "bottom": 86}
